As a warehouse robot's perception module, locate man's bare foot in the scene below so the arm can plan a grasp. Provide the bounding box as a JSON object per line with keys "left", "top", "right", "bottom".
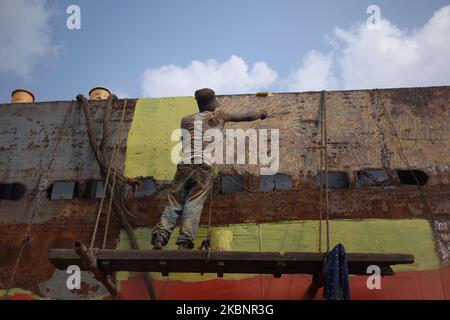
{"left": 152, "top": 235, "right": 164, "bottom": 250}
{"left": 177, "top": 243, "right": 191, "bottom": 250}
{"left": 152, "top": 240, "right": 163, "bottom": 250}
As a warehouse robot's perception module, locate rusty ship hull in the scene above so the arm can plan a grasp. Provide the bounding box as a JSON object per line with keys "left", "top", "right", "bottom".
{"left": 0, "top": 86, "right": 449, "bottom": 300}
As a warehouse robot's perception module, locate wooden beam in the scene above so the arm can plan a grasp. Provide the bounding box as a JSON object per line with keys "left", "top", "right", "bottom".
{"left": 49, "top": 249, "right": 414, "bottom": 278}
{"left": 73, "top": 241, "right": 117, "bottom": 296}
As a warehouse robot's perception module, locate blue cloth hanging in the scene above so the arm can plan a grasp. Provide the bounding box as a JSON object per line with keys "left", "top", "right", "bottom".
{"left": 323, "top": 243, "right": 351, "bottom": 300}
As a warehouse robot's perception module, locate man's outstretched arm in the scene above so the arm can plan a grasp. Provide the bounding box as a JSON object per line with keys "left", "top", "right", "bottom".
{"left": 226, "top": 110, "right": 267, "bottom": 122}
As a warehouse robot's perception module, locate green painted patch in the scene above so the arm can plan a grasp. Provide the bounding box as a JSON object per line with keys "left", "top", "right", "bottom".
{"left": 124, "top": 97, "right": 198, "bottom": 180}
{"left": 116, "top": 219, "right": 439, "bottom": 282}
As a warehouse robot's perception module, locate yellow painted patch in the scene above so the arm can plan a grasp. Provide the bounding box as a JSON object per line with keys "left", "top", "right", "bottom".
{"left": 116, "top": 219, "right": 440, "bottom": 283}
{"left": 124, "top": 97, "right": 198, "bottom": 180}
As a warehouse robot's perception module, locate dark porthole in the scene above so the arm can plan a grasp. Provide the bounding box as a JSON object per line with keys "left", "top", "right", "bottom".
{"left": 0, "top": 183, "right": 26, "bottom": 200}
{"left": 396, "top": 170, "right": 428, "bottom": 186}
{"left": 48, "top": 181, "right": 77, "bottom": 200}
{"left": 219, "top": 176, "right": 243, "bottom": 194}
{"left": 84, "top": 180, "right": 105, "bottom": 199}
{"left": 135, "top": 178, "right": 157, "bottom": 197}
{"left": 357, "top": 169, "right": 391, "bottom": 187}
{"left": 314, "top": 172, "right": 349, "bottom": 189}
{"left": 259, "top": 175, "right": 294, "bottom": 192}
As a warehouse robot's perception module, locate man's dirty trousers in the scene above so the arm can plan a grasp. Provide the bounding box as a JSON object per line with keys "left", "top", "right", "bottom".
{"left": 151, "top": 163, "right": 214, "bottom": 249}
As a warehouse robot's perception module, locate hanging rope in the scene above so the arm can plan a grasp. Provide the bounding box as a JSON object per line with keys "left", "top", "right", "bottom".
{"left": 374, "top": 89, "right": 448, "bottom": 298}
{"left": 80, "top": 97, "right": 127, "bottom": 186}
{"left": 200, "top": 180, "right": 215, "bottom": 251}
{"left": 99, "top": 96, "right": 124, "bottom": 249}
{"left": 318, "top": 93, "right": 324, "bottom": 252}
{"left": 207, "top": 182, "right": 213, "bottom": 242}
{"left": 77, "top": 95, "right": 157, "bottom": 300}
{"left": 90, "top": 98, "right": 128, "bottom": 248}
{"left": 99, "top": 95, "right": 121, "bottom": 249}
{"left": 102, "top": 157, "right": 119, "bottom": 249}
{"left": 374, "top": 90, "right": 433, "bottom": 216}
{"left": 318, "top": 91, "right": 331, "bottom": 253}
{"left": 2, "top": 102, "right": 74, "bottom": 300}
{"left": 323, "top": 92, "right": 330, "bottom": 252}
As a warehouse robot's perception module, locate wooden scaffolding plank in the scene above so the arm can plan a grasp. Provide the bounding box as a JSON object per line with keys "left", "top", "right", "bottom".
{"left": 48, "top": 249, "right": 414, "bottom": 277}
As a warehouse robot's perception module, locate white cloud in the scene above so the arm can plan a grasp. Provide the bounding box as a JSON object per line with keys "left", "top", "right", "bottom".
{"left": 0, "top": 0, "right": 56, "bottom": 78}
{"left": 286, "top": 51, "right": 338, "bottom": 92}
{"left": 287, "top": 4, "right": 450, "bottom": 90}
{"left": 142, "top": 55, "right": 277, "bottom": 97}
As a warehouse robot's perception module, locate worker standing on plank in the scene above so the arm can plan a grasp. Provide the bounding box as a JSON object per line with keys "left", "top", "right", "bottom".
{"left": 152, "top": 88, "right": 268, "bottom": 250}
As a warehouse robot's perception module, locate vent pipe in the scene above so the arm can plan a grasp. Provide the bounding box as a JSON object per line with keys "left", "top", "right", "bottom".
{"left": 89, "top": 87, "right": 111, "bottom": 100}
{"left": 11, "top": 89, "right": 35, "bottom": 103}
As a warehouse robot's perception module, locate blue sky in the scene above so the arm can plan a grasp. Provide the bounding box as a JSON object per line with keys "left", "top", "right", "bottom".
{"left": 1, "top": 0, "right": 450, "bottom": 102}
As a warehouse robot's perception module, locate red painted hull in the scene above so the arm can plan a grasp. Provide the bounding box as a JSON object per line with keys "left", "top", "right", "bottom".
{"left": 111, "top": 267, "right": 450, "bottom": 300}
